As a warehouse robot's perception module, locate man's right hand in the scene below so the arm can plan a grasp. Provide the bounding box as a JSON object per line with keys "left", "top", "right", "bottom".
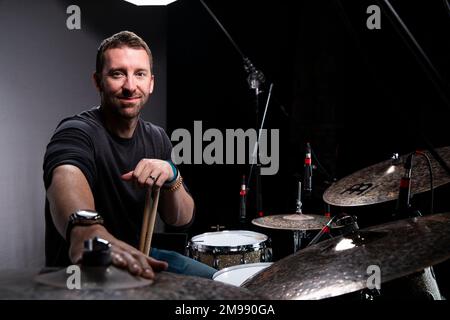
{"left": 69, "top": 224, "right": 168, "bottom": 279}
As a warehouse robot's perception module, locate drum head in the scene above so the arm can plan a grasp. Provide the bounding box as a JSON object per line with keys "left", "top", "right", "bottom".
{"left": 190, "top": 230, "right": 268, "bottom": 252}
{"left": 213, "top": 262, "right": 273, "bottom": 287}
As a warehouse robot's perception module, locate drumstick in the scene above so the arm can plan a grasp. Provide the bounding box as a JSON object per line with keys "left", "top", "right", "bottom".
{"left": 139, "top": 188, "right": 161, "bottom": 256}
{"left": 138, "top": 188, "right": 151, "bottom": 253}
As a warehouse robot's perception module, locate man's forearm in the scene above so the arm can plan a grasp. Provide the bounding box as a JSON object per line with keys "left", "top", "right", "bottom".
{"left": 47, "top": 165, "right": 96, "bottom": 240}
{"left": 159, "top": 185, "right": 194, "bottom": 227}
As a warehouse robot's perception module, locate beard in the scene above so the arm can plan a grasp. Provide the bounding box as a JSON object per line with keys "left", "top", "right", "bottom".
{"left": 101, "top": 93, "right": 149, "bottom": 120}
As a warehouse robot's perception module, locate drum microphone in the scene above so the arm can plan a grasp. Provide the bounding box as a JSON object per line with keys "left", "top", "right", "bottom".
{"left": 240, "top": 175, "right": 247, "bottom": 224}
{"left": 303, "top": 142, "right": 313, "bottom": 198}
{"left": 396, "top": 153, "right": 414, "bottom": 216}
{"left": 307, "top": 214, "right": 338, "bottom": 247}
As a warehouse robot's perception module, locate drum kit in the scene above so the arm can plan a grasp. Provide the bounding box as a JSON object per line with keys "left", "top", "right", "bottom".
{"left": 1, "top": 147, "right": 450, "bottom": 300}
{"left": 194, "top": 146, "right": 450, "bottom": 299}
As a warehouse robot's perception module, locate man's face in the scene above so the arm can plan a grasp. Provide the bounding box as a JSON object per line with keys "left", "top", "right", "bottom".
{"left": 96, "top": 47, "right": 154, "bottom": 119}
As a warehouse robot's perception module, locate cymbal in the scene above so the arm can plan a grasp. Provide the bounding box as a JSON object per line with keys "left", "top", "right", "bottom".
{"left": 0, "top": 268, "right": 265, "bottom": 300}
{"left": 323, "top": 146, "right": 450, "bottom": 206}
{"left": 243, "top": 212, "right": 450, "bottom": 300}
{"left": 252, "top": 213, "right": 332, "bottom": 231}
{"left": 34, "top": 265, "right": 153, "bottom": 290}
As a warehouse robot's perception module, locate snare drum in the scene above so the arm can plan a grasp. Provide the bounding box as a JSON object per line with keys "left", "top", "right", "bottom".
{"left": 213, "top": 263, "right": 273, "bottom": 287}
{"left": 188, "top": 230, "right": 271, "bottom": 270}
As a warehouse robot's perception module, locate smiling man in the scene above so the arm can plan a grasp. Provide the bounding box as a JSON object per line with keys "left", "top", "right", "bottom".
{"left": 43, "top": 31, "right": 217, "bottom": 279}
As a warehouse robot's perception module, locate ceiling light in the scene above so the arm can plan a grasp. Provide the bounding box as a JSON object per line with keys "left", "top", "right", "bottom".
{"left": 123, "top": 0, "right": 178, "bottom": 6}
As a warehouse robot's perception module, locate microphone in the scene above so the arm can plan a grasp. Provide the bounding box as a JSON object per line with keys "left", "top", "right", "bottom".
{"left": 303, "top": 142, "right": 313, "bottom": 198}
{"left": 307, "top": 214, "right": 337, "bottom": 247}
{"left": 396, "top": 153, "right": 414, "bottom": 216}
{"left": 240, "top": 175, "right": 247, "bottom": 224}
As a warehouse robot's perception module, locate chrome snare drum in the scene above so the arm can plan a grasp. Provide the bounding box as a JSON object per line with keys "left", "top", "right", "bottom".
{"left": 188, "top": 230, "right": 271, "bottom": 270}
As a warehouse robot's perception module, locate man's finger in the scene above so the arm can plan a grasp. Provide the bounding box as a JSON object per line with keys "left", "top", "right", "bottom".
{"left": 135, "top": 254, "right": 155, "bottom": 279}
{"left": 146, "top": 256, "right": 168, "bottom": 271}
{"left": 121, "top": 171, "right": 134, "bottom": 181}
{"left": 111, "top": 251, "right": 127, "bottom": 268}
{"left": 120, "top": 251, "right": 142, "bottom": 275}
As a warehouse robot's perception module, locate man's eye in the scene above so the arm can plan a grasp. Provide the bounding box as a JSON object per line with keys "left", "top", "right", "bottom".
{"left": 111, "top": 72, "right": 124, "bottom": 78}
{"left": 136, "top": 72, "right": 147, "bottom": 77}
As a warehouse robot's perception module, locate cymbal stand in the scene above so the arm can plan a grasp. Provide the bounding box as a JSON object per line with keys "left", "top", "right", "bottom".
{"left": 293, "top": 230, "right": 308, "bottom": 253}
{"left": 292, "top": 181, "right": 308, "bottom": 252}
{"left": 296, "top": 181, "right": 302, "bottom": 215}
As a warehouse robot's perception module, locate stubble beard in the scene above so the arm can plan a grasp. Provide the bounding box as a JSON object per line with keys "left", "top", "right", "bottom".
{"left": 102, "top": 94, "right": 148, "bottom": 120}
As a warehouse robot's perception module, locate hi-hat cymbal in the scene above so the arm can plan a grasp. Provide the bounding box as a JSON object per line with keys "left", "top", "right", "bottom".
{"left": 323, "top": 146, "right": 450, "bottom": 207}
{"left": 252, "top": 213, "right": 332, "bottom": 231}
{"left": 243, "top": 212, "right": 450, "bottom": 300}
{"left": 0, "top": 267, "right": 265, "bottom": 300}
{"left": 34, "top": 265, "right": 153, "bottom": 290}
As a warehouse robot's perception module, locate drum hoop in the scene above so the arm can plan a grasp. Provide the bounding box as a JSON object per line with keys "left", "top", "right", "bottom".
{"left": 189, "top": 230, "right": 268, "bottom": 253}
{"left": 190, "top": 243, "right": 266, "bottom": 253}
{"left": 213, "top": 262, "right": 273, "bottom": 281}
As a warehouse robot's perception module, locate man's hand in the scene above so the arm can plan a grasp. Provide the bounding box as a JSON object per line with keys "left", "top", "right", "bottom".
{"left": 69, "top": 224, "right": 168, "bottom": 279}
{"left": 121, "top": 159, "right": 174, "bottom": 189}
{"left": 121, "top": 158, "right": 194, "bottom": 228}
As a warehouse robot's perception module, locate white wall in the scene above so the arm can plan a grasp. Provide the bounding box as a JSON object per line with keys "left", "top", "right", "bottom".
{"left": 0, "top": 0, "right": 167, "bottom": 268}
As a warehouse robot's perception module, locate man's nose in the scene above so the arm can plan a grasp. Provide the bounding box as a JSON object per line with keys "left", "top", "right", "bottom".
{"left": 123, "top": 75, "right": 136, "bottom": 92}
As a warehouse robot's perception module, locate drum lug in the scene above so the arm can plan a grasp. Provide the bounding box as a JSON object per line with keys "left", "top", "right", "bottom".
{"left": 213, "top": 255, "right": 220, "bottom": 269}
{"left": 267, "top": 248, "right": 273, "bottom": 262}
{"left": 188, "top": 244, "right": 199, "bottom": 261}
{"left": 240, "top": 253, "right": 246, "bottom": 264}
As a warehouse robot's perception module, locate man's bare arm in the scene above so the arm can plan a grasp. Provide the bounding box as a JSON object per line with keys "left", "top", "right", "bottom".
{"left": 159, "top": 186, "right": 194, "bottom": 227}
{"left": 47, "top": 165, "right": 167, "bottom": 278}
{"left": 47, "top": 165, "right": 96, "bottom": 238}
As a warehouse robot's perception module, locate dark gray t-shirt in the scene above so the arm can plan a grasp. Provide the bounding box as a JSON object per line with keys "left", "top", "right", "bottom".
{"left": 43, "top": 107, "right": 173, "bottom": 267}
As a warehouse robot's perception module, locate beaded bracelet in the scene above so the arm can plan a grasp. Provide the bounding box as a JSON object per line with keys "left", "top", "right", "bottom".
{"left": 164, "top": 175, "right": 183, "bottom": 192}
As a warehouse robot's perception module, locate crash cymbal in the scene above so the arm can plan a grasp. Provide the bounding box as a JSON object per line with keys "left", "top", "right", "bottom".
{"left": 243, "top": 212, "right": 450, "bottom": 300}
{"left": 0, "top": 268, "right": 265, "bottom": 300}
{"left": 323, "top": 146, "right": 450, "bottom": 206}
{"left": 252, "top": 213, "right": 332, "bottom": 231}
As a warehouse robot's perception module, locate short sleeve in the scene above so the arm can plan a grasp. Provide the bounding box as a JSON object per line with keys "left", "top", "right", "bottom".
{"left": 43, "top": 119, "right": 97, "bottom": 190}
{"left": 157, "top": 126, "right": 173, "bottom": 161}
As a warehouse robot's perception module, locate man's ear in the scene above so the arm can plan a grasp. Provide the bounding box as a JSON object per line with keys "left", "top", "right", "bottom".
{"left": 149, "top": 75, "right": 155, "bottom": 94}
{"left": 92, "top": 72, "right": 102, "bottom": 92}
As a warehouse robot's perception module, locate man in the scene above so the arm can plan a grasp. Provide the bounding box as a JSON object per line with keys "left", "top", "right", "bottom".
{"left": 43, "top": 31, "right": 216, "bottom": 279}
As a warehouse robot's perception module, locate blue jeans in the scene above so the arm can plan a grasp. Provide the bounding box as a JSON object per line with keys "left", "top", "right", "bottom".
{"left": 150, "top": 247, "right": 217, "bottom": 279}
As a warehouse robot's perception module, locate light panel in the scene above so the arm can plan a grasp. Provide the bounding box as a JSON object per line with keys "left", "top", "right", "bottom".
{"left": 123, "top": 0, "right": 178, "bottom": 6}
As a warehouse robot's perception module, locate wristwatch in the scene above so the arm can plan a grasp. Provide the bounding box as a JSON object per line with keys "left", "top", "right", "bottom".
{"left": 65, "top": 210, "right": 104, "bottom": 242}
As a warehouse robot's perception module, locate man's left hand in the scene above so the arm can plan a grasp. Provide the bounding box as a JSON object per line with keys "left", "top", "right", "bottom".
{"left": 121, "top": 159, "right": 174, "bottom": 189}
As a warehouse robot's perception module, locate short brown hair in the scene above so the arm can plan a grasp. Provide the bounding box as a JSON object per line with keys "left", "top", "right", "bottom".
{"left": 95, "top": 31, "right": 153, "bottom": 74}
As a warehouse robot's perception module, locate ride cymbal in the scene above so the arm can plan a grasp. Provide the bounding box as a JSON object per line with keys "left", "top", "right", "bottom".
{"left": 252, "top": 213, "right": 332, "bottom": 231}
{"left": 323, "top": 146, "right": 450, "bottom": 206}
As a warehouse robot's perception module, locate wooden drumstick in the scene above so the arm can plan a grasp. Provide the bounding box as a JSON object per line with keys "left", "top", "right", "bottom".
{"left": 139, "top": 188, "right": 161, "bottom": 256}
